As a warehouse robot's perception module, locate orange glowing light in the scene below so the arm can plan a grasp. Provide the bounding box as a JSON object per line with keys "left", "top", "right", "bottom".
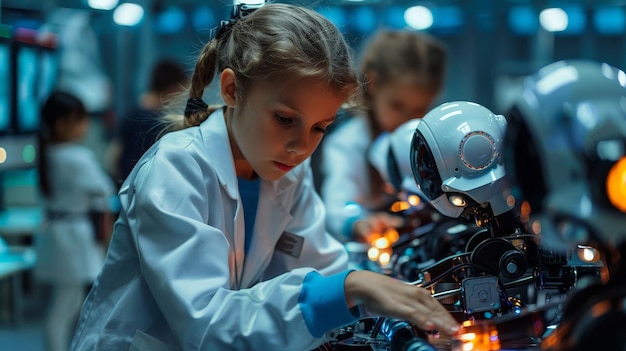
{"left": 577, "top": 245, "right": 599, "bottom": 262}
{"left": 520, "top": 201, "right": 531, "bottom": 226}
{"left": 506, "top": 195, "right": 515, "bottom": 207}
{"left": 460, "top": 333, "right": 476, "bottom": 341}
{"left": 390, "top": 201, "right": 410, "bottom": 212}
{"left": 607, "top": 157, "right": 626, "bottom": 212}
{"left": 367, "top": 247, "right": 380, "bottom": 261}
{"left": 521, "top": 200, "right": 531, "bottom": 216}
{"left": 379, "top": 251, "right": 391, "bottom": 265}
{"left": 531, "top": 220, "right": 541, "bottom": 234}
{"left": 366, "top": 232, "right": 381, "bottom": 245}
{"left": 373, "top": 237, "right": 390, "bottom": 249}
{"left": 455, "top": 321, "right": 500, "bottom": 351}
{"left": 408, "top": 195, "right": 421, "bottom": 206}
{"left": 384, "top": 228, "right": 400, "bottom": 244}
{"left": 590, "top": 300, "right": 610, "bottom": 318}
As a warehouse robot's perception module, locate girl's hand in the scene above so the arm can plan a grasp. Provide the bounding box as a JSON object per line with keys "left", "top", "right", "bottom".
{"left": 344, "top": 270, "right": 460, "bottom": 335}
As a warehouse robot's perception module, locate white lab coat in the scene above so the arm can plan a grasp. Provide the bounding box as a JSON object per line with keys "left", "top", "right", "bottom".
{"left": 34, "top": 144, "right": 115, "bottom": 284}
{"left": 320, "top": 115, "right": 394, "bottom": 241}
{"left": 71, "top": 108, "right": 350, "bottom": 351}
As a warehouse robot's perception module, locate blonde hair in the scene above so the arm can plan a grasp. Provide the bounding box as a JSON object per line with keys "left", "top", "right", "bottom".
{"left": 161, "top": 3, "right": 360, "bottom": 134}
{"left": 357, "top": 30, "right": 447, "bottom": 196}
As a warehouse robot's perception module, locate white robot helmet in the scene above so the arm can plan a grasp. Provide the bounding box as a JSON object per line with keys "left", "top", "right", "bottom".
{"left": 504, "top": 60, "right": 626, "bottom": 249}
{"left": 387, "top": 119, "right": 422, "bottom": 195}
{"left": 367, "top": 118, "right": 423, "bottom": 195}
{"left": 410, "top": 101, "right": 511, "bottom": 219}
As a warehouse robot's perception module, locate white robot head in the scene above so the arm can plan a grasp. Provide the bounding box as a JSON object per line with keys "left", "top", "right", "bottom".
{"left": 387, "top": 119, "right": 423, "bottom": 195}
{"left": 410, "top": 101, "right": 512, "bottom": 219}
{"left": 504, "top": 60, "right": 626, "bottom": 249}
{"left": 368, "top": 119, "right": 423, "bottom": 195}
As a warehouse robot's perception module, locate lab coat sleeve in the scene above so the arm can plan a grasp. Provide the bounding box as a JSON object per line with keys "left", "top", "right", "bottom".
{"left": 129, "top": 148, "right": 337, "bottom": 351}
{"left": 320, "top": 125, "right": 372, "bottom": 241}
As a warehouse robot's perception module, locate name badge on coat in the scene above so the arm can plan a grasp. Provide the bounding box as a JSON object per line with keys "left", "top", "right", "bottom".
{"left": 275, "top": 232, "right": 304, "bottom": 258}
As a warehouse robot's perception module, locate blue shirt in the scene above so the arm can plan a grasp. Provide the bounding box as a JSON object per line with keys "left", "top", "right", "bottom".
{"left": 237, "top": 176, "right": 261, "bottom": 254}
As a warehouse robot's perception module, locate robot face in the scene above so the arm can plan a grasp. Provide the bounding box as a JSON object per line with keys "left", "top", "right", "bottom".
{"left": 410, "top": 101, "right": 512, "bottom": 218}
{"left": 504, "top": 60, "right": 626, "bottom": 249}
{"left": 411, "top": 128, "right": 444, "bottom": 202}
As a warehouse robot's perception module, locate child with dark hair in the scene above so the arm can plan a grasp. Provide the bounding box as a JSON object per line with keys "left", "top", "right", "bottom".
{"left": 35, "top": 90, "right": 116, "bottom": 351}
{"left": 111, "top": 58, "right": 189, "bottom": 184}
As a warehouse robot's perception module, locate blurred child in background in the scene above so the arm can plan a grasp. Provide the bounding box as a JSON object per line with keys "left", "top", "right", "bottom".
{"left": 319, "top": 29, "right": 447, "bottom": 243}
{"left": 34, "top": 91, "right": 117, "bottom": 351}
{"left": 109, "top": 59, "right": 189, "bottom": 185}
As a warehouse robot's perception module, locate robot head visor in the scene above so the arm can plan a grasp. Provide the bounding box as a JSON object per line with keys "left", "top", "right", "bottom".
{"left": 411, "top": 129, "right": 444, "bottom": 201}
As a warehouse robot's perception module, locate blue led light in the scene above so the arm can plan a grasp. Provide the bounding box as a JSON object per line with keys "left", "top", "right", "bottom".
{"left": 594, "top": 7, "right": 626, "bottom": 34}
{"left": 432, "top": 6, "right": 464, "bottom": 29}
{"left": 384, "top": 6, "right": 407, "bottom": 29}
{"left": 560, "top": 5, "right": 586, "bottom": 35}
{"left": 192, "top": 6, "right": 215, "bottom": 32}
{"left": 348, "top": 6, "right": 378, "bottom": 34}
{"left": 316, "top": 7, "right": 347, "bottom": 30}
{"left": 155, "top": 6, "right": 186, "bottom": 34}
{"left": 509, "top": 6, "right": 538, "bottom": 35}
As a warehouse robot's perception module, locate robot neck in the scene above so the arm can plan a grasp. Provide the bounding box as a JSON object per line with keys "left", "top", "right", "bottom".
{"left": 471, "top": 207, "right": 522, "bottom": 237}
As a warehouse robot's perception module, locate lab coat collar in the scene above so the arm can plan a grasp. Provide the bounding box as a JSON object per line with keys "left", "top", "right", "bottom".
{"left": 199, "top": 108, "right": 238, "bottom": 200}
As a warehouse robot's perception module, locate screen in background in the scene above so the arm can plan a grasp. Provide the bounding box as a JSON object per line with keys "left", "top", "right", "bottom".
{"left": 0, "top": 40, "right": 11, "bottom": 134}
{"left": 15, "top": 44, "right": 39, "bottom": 133}
{"left": 38, "top": 48, "right": 58, "bottom": 106}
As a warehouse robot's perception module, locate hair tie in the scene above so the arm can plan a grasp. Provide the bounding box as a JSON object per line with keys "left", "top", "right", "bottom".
{"left": 184, "top": 98, "right": 208, "bottom": 118}
{"left": 209, "top": 3, "right": 263, "bottom": 41}
{"left": 210, "top": 20, "right": 233, "bottom": 41}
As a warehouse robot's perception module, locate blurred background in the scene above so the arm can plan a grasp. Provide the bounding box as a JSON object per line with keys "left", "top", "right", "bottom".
{"left": 0, "top": 0, "right": 626, "bottom": 349}
{"left": 4, "top": 0, "right": 626, "bottom": 118}
{"left": 2, "top": 0, "right": 626, "bottom": 165}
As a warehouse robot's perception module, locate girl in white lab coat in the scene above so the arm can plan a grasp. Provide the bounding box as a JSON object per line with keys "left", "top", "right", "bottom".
{"left": 70, "top": 4, "right": 459, "bottom": 351}
{"left": 35, "top": 91, "right": 116, "bottom": 351}
{"left": 319, "top": 30, "right": 447, "bottom": 242}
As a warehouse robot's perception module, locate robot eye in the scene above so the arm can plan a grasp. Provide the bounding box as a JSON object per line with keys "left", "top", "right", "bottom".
{"left": 411, "top": 130, "right": 444, "bottom": 201}
{"left": 449, "top": 194, "right": 467, "bottom": 207}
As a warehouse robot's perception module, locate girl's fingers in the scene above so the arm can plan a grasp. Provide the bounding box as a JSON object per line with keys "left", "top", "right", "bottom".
{"left": 410, "top": 287, "right": 461, "bottom": 334}
{"left": 359, "top": 272, "right": 460, "bottom": 335}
